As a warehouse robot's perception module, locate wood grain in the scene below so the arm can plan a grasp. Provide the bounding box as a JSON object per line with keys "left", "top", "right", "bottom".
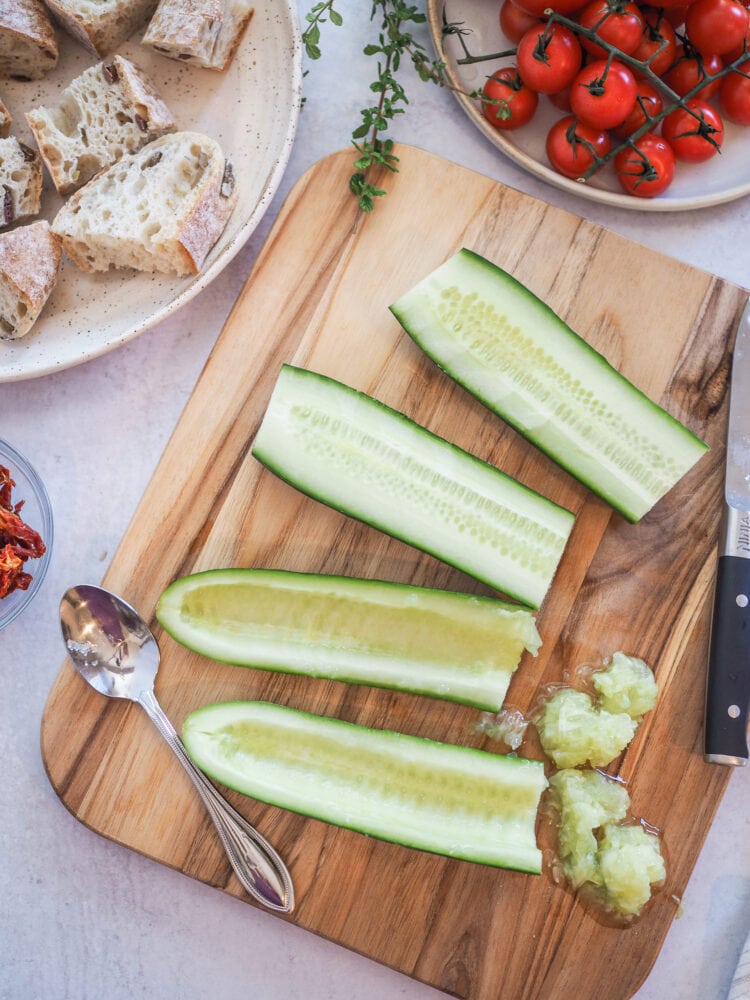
{"left": 41, "top": 146, "right": 748, "bottom": 1000}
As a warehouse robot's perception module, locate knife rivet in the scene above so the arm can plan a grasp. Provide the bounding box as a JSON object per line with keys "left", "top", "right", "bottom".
{"left": 728, "top": 704, "right": 741, "bottom": 718}
{"left": 736, "top": 594, "right": 748, "bottom": 608}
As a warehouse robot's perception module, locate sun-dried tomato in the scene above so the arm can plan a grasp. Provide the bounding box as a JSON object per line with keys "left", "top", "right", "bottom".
{"left": 0, "top": 464, "right": 46, "bottom": 599}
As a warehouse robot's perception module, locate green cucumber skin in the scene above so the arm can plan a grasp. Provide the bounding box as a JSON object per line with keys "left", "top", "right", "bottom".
{"left": 252, "top": 365, "right": 574, "bottom": 610}
{"left": 182, "top": 700, "right": 547, "bottom": 873}
{"left": 390, "top": 249, "right": 708, "bottom": 523}
{"left": 156, "top": 568, "right": 539, "bottom": 712}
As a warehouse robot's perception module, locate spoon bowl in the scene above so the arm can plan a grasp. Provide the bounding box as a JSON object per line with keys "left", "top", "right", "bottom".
{"left": 61, "top": 585, "right": 160, "bottom": 699}
{"left": 60, "top": 584, "right": 294, "bottom": 913}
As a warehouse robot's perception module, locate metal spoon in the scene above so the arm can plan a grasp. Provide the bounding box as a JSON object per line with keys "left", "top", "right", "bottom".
{"left": 60, "top": 584, "right": 294, "bottom": 913}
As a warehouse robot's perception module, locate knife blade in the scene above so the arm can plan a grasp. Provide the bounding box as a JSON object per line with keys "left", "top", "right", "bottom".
{"left": 705, "top": 297, "right": 750, "bottom": 766}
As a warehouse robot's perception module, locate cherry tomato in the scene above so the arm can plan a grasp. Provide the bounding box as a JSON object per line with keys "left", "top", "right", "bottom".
{"left": 499, "top": 0, "right": 543, "bottom": 42}
{"left": 656, "top": 0, "right": 695, "bottom": 11}
{"left": 723, "top": 23, "right": 750, "bottom": 61}
{"left": 631, "top": 8, "right": 678, "bottom": 76}
{"left": 615, "top": 134, "right": 676, "bottom": 197}
{"left": 546, "top": 115, "right": 612, "bottom": 177}
{"left": 664, "top": 46, "right": 724, "bottom": 98}
{"left": 570, "top": 58, "right": 638, "bottom": 128}
{"left": 662, "top": 98, "right": 725, "bottom": 160}
{"left": 662, "top": 4, "right": 689, "bottom": 25}
{"left": 513, "top": 0, "right": 587, "bottom": 18}
{"left": 720, "top": 59, "right": 750, "bottom": 123}
{"left": 612, "top": 80, "right": 663, "bottom": 136}
{"left": 481, "top": 68, "right": 539, "bottom": 130}
{"left": 577, "top": 0, "right": 645, "bottom": 57}
{"left": 517, "top": 24, "right": 583, "bottom": 93}
{"left": 685, "top": 0, "right": 749, "bottom": 55}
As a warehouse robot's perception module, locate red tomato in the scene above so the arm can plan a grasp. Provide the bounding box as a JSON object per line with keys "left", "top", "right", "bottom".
{"left": 612, "top": 80, "right": 663, "bottom": 136}
{"left": 720, "top": 59, "right": 750, "bottom": 123}
{"left": 631, "top": 8, "right": 678, "bottom": 76}
{"left": 664, "top": 46, "right": 724, "bottom": 97}
{"left": 481, "top": 68, "right": 539, "bottom": 130}
{"left": 499, "top": 0, "right": 543, "bottom": 42}
{"left": 662, "top": 98, "right": 725, "bottom": 160}
{"left": 723, "top": 24, "right": 750, "bottom": 61}
{"left": 546, "top": 115, "right": 612, "bottom": 177}
{"left": 577, "top": 0, "right": 645, "bottom": 57}
{"left": 570, "top": 58, "right": 638, "bottom": 128}
{"left": 514, "top": 0, "right": 586, "bottom": 18}
{"left": 662, "top": 4, "right": 690, "bottom": 24}
{"left": 615, "top": 134, "right": 676, "bottom": 197}
{"left": 685, "top": 0, "right": 749, "bottom": 54}
{"left": 517, "top": 24, "right": 583, "bottom": 93}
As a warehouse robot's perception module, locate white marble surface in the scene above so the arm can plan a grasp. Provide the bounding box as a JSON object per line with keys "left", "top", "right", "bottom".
{"left": 2, "top": 7, "right": 750, "bottom": 1000}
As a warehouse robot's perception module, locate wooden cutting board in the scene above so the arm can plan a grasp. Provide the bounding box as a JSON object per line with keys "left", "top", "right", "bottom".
{"left": 42, "top": 146, "right": 747, "bottom": 1000}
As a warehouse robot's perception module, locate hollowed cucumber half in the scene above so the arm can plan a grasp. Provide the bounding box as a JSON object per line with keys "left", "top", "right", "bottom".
{"left": 390, "top": 249, "right": 708, "bottom": 522}
{"left": 156, "top": 568, "right": 541, "bottom": 711}
{"left": 183, "top": 700, "right": 548, "bottom": 873}
{"left": 252, "top": 365, "right": 574, "bottom": 609}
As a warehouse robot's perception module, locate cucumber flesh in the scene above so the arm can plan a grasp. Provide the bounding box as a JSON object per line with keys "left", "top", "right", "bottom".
{"left": 156, "top": 568, "right": 541, "bottom": 711}
{"left": 252, "top": 365, "right": 574, "bottom": 609}
{"left": 390, "top": 249, "right": 708, "bottom": 522}
{"left": 182, "top": 700, "right": 548, "bottom": 873}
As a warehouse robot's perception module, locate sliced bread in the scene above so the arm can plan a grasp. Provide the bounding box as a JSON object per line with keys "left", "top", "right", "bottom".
{"left": 43, "top": 0, "right": 157, "bottom": 57}
{"left": 143, "top": 0, "right": 254, "bottom": 71}
{"left": 0, "top": 0, "right": 58, "bottom": 80}
{"left": 0, "top": 220, "right": 62, "bottom": 339}
{"left": 26, "top": 55, "right": 176, "bottom": 195}
{"left": 52, "top": 131, "right": 238, "bottom": 275}
{"left": 0, "top": 137, "right": 43, "bottom": 229}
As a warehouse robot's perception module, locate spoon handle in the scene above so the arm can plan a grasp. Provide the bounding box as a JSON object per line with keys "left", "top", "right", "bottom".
{"left": 137, "top": 689, "right": 295, "bottom": 913}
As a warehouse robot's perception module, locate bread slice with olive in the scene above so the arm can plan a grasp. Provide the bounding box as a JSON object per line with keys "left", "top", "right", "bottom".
{"left": 0, "top": 137, "right": 43, "bottom": 230}
{"left": 26, "top": 55, "right": 176, "bottom": 195}
{"left": 51, "top": 131, "right": 237, "bottom": 276}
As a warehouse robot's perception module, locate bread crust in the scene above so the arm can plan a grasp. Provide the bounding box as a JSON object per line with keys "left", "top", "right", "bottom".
{"left": 143, "top": 0, "right": 254, "bottom": 71}
{"left": 0, "top": 220, "right": 62, "bottom": 339}
{"left": 0, "top": 0, "right": 58, "bottom": 80}
{"left": 43, "top": 0, "right": 157, "bottom": 57}
{"left": 0, "top": 98, "right": 10, "bottom": 137}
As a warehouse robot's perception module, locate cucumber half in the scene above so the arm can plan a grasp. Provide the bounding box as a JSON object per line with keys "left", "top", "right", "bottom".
{"left": 182, "top": 700, "right": 548, "bottom": 873}
{"left": 252, "top": 365, "right": 574, "bottom": 609}
{"left": 390, "top": 249, "right": 708, "bottom": 522}
{"left": 156, "top": 568, "right": 541, "bottom": 711}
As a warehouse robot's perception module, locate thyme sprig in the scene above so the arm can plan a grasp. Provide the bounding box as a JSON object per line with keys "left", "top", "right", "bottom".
{"left": 303, "top": 2, "right": 461, "bottom": 211}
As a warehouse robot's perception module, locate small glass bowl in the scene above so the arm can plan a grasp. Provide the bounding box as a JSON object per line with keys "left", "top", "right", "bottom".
{"left": 0, "top": 439, "right": 53, "bottom": 631}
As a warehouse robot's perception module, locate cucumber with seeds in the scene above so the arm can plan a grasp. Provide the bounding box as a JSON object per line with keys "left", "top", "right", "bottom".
{"left": 252, "top": 365, "right": 574, "bottom": 609}
{"left": 156, "top": 568, "right": 541, "bottom": 711}
{"left": 390, "top": 249, "right": 708, "bottom": 522}
{"left": 182, "top": 700, "right": 548, "bottom": 873}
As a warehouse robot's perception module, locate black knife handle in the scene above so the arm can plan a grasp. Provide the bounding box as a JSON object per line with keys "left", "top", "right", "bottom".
{"left": 705, "top": 554, "right": 750, "bottom": 765}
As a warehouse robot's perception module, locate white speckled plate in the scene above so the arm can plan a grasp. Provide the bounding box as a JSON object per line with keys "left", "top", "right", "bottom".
{"left": 0, "top": 0, "right": 302, "bottom": 382}
{"left": 428, "top": 0, "right": 750, "bottom": 212}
